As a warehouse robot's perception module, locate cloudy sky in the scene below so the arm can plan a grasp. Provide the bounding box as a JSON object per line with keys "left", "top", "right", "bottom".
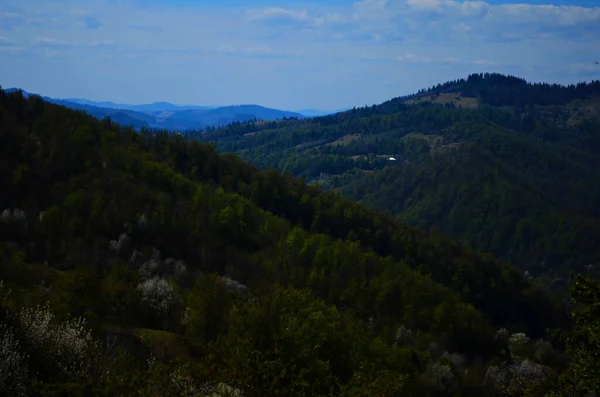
{"left": 1, "top": 0, "right": 599, "bottom": 110}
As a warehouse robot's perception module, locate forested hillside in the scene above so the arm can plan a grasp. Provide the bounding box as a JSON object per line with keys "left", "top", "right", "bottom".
{"left": 199, "top": 73, "right": 600, "bottom": 288}
{"left": 2, "top": 87, "right": 599, "bottom": 395}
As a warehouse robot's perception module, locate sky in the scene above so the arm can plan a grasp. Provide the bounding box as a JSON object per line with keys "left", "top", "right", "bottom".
{"left": 0, "top": 0, "right": 599, "bottom": 111}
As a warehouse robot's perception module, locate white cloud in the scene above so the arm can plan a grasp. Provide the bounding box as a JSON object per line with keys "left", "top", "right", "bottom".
{"left": 457, "top": 1, "right": 489, "bottom": 17}
{"left": 2, "top": 12, "right": 20, "bottom": 19}
{"left": 564, "top": 62, "right": 600, "bottom": 74}
{"left": 0, "top": 36, "right": 15, "bottom": 46}
{"left": 243, "top": 46, "right": 281, "bottom": 55}
{"left": 397, "top": 53, "right": 486, "bottom": 65}
{"left": 217, "top": 44, "right": 236, "bottom": 54}
{"left": 88, "top": 40, "right": 115, "bottom": 48}
{"left": 406, "top": 0, "right": 445, "bottom": 12}
{"left": 0, "top": 0, "right": 598, "bottom": 110}
{"left": 216, "top": 44, "right": 302, "bottom": 59}
{"left": 123, "top": 53, "right": 143, "bottom": 60}
{"left": 246, "top": 7, "right": 311, "bottom": 21}
{"left": 313, "top": 13, "right": 346, "bottom": 26}
{"left": 455, "top": 22, "right": 471, "bottom": 32}
{"left": 354, "top": 0, "right": 390, "bottom": 17}
{"left": 44, "top": 50, "right": 67, "bottom": 58}
{"left": 361, "top": 52, "right": 377, "bottom": 60}
{"left": 398, "top": 53, "right": 418, "bottom": 61}
{"left": 355, "top": 0, "right": 389, "bottom": 8}
{"left": 0, "top": 45, "right": 25, "bottom": 53}
{"left": 492, "top": 3, "right": 600, "bottom": 26}
{"left": 474, "top": 59, "right": 496, "bottom": 65}
{"left": 401, "top": 0, "right": 600, "bottom": 29}
{"left": 32, "top": 37, "right": 73, "bottom": 48}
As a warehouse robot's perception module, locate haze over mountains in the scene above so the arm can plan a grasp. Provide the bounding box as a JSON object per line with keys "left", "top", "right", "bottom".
{"left": 62, "top": 98, "right": 214, "bottom": 112}
{"left": 63, "top": 99, "right": 349, "bottom": 118}
{"left": 4, "top": 88, "right": 319, "bottom": 131}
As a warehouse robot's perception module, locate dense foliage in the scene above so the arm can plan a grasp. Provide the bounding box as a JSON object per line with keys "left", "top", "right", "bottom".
{"left": 200, "top": 73, "right": 600, "bottom": 288}
{"left": 0, "top": 85, "right": 596, "bottom": 396}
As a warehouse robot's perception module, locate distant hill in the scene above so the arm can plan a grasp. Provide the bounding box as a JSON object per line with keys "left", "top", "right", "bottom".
{"left": 200, "top": 73, "right": 600, "bottom": 291}
{"left": 3, "top": 88, "right": 305, "bottom": 130}
{"left": 296, "top": 108, "right": 351, "bottom": 117}
{"left": 63, "top": 98, "right": 214, "bottom": 112}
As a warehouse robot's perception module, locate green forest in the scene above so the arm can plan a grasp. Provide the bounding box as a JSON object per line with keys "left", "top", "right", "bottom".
{"left": 0, "top": 78, "right": 599, "bottom": 396}
{"left": 199, "top": 73, "right": 600, "bottom": 291}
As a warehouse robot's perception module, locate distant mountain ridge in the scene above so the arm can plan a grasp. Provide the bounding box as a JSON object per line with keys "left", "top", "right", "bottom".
{"left": 3, "top": 88, "right": 306, "bottom": 131}
{"left": 199, "top": 73, "right": 600, "bottom": 290}
{"left": 296, "top": 108, "right": 351, "bottom": 117}
{"left": 62, "top": 98, "right": 215, "bottom": 112}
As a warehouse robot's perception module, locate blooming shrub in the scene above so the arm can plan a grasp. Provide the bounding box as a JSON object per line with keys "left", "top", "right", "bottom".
{"left": 18, "top": 305, "right": 98, "bottom": 380}
{"left": 426, "top": 361, "right": 455, "bottom": 391}
{"left": 534, "top": 340, "right": 553, "bottom": 362}
{"left": 0, "top": 323, "right": 29, "bottom": 396}
{"left": 169, "top": 368, "right": 211, "bottom": 397}
{"left": 0, "top": 209, "right": 11, "bottom": 222}
{"left": 139, "top": 259, "right": 161, "bottom": 281}
{"left": 495, "top": 328, "right": 509, "bottom": 341}
{"left": 137, "top": 277, "right": 178, "bottom": 312}
{"left": 394, "top": 325, "right": 413, "bottom": 347}
{"left": 12, "top": 209, "right": 27, "bottom": 224}
{"left": 130, "top": 249, "right": 142, "bottom": 264}
{"left": 509, "top": 332, "right": 530, "bottom": 346}
{"left": 441, "top": 351, "right": 464, "bottom": 372}
{"left": 1, "top": 208, "right": 27, "bottom": 225}
{"left": 164, "top": 258, "right": 188, "bottom": 279}
{"left": 485, "top": 359, "right": 551, "bottom": 394}
{"left": 138, "top": 214, "right": 148, "bottom": 229}
{"left": 218, "top": 276, "right": 248, "bottom": 297}
{"left": 109, "top": 233, "right": 130, "bottom": 256}
{"left": 211, "top": 382, "right": 244, "bottom": 397}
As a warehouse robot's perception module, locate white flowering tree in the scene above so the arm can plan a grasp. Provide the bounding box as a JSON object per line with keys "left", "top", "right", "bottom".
{"left": 137, "top": 277, "right": 178, "bottom": 314}
{"left": 139, "top": 259, "right": 161, "bottom": 281}
{"left": 508, "top": 332, "right": 530, "bottom": 347}
{"left": 109, "top": 233, "right": 131, "bottom": 258}
{"left": 164, "top": 258, "right": 189, "bottom": 284}
{"left": 0, "top": 208, "right": 27, "bottom": 225}
{"left": 393, "top": 324, "right": 413, "bottom": 347}
{"left": 425, "top": 360, "right": 456, "bottom": 392}
{"left": 211, "top": 382, "right": 244, "bottom": 397}
{"left": 0, "top": 323, "right": 30, "bottom": 396}
{"left": 507, "top": 332, "right": 530, "bottom": 358}
{"left": 218, "top": 276, "right": 248, "bottom": 297}
{"left": 485, "top": 358, "right": 552, "bottom": 396}
{"left": 18, "top": 305, "right": 99, "bottom": 381}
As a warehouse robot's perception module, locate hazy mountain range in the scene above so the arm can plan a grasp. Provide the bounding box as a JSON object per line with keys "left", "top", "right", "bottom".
{"left": 296, "top": 108, "right": 351, "bottom": 117}
{"left": 4, "top": 88, "right": 341, "bottom": 131}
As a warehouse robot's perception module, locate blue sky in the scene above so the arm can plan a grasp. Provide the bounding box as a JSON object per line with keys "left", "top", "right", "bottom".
{"left": 0, "top": 0, "right": 599, "bottom": 110}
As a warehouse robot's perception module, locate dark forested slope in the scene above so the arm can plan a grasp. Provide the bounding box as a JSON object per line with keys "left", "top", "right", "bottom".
{"left": 0, "top": 87, "right": 587, "bottom": 396}
{"left": 200, "top": 73, "right": 600, "bottom": 286}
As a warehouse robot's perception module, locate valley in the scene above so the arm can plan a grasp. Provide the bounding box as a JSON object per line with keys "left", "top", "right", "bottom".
{"left": 0, "top": 74, "right": 599, "bottom": 396}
